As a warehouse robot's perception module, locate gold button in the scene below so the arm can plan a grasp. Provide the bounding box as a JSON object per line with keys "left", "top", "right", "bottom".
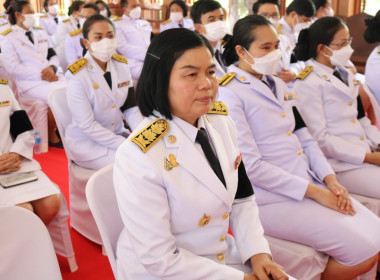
{"left": 112, "top": 104, "right": 116, "bottom": 108}
{"left": 281, "top": 112, "right": 286, "bottom": 118}
{"left": 297, "top": 150, "right": 302, "bottom": 155}
{"left": 89, "top": 65, "right": 93, "bottom": 70}
{"left": 360, "top": 136, "right": 365, "bottom": 140}
{"left": 351, "top": 119, "right": 356, "bottom": 123}
{"left": 198, "top": 214, "right": 211, "bottom": 227}
{"left": 287, "top": 131, "right": 292, "bottom": 136}
{"left": 220, "top": 234, "right": 226, "bottom": 242}
{"left": 111, "top": 121, "right": 115, "bottom": 125}
{"left": 348, "top": 102, "right": 353, "bottom": 106}
{"left": 168, "top": 135, "right": 177, "bottom": 144}
{"left": 222, "top": 212, "right": 229, "bottom": 220}
{"left": 239, "top": 76, "right": 246, "bottom": 81}
{"left": 217, "top": 253, "right": 224, "bottom": 262}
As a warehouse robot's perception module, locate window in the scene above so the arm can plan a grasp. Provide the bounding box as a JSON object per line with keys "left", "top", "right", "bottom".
{"left": 363, "top": 0, "right": 380, "bottom": 15}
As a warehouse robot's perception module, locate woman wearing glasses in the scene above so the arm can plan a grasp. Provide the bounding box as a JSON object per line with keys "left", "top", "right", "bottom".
{"left": 294, "top": 17, "right": 380, "bottom": 199}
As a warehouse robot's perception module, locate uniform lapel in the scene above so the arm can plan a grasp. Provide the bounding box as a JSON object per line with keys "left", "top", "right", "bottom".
{"left": 16, "top": 27, "right": 34, "bottom": 48}
{"left": 164, "top": 119, "right": 231, "bottom": 206}
{"left": 87, "top": 54, "right": 114, "bottom": 101}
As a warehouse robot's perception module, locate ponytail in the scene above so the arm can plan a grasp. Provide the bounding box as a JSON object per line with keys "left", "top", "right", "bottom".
{"left": 364, "top": 10, "right": 380, "bottom": 44}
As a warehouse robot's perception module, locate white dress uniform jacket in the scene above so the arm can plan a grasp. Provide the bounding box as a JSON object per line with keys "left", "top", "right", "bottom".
{"left": 65, "top": 53, "right": 141, "bottom": 164}
{"left": 0, "top": 25, "right": 65, "bottom": 102}
{"left": 0, "top": 80, "right": 58, "bottom": 205}
{"left": 39, "top": 13, "right": 59, "bottom": 37}
{"left": 365, "top": 45, "right": 380, "bottom": 105}
{"left": 294, "top": 59, "right": 380, "bottom": 173}
{"left": 55, "top": 16, "right": 79, "bottom": 69}
{"left": 64, "top": 29, "right": 83, "bottom": 66}
{"left": 114, "top": 109, "right": 272, "bottom": 279}
{"left": 218, "top": 65, "right": 334, "bottom": 206}
{"left": 160, "top": 17, "right": 195, "bottom": 32}
{"left": 278, "top": 17, "right": 296, "bottom": 50}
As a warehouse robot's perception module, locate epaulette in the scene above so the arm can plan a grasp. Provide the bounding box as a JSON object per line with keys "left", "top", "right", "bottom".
{"left": 208, "top": 101, "right": 228, "bottom": 115}
{"left": 40, "top": 14, "right": 48, "bottom": 18}
{"left": 0, "top": 22, "right": 8, "bottom": 26}
{"left": 112, "top": 16, "right": 121, "bottom": 21}
{"left": 112, "top": 54, "right": 128, "bottom": 64}
{"left": 296, "top": 66, "right": 313, "bottom": 80}
{"left": 161, "top": 19, "right": 170, "bottom": 25}
{"left": 62, "top": 18, "right": 70, "bottom": 23}
{"left": 219, "top": 72, "right": 235, "bottom": 86}
{"left": 69, "top": 28, "right": 82, "bottom": 37}
{"left": 0, "top": 15, "right": 5, "bottom": 19}
{"left": 378, "top": 50, "right": 380, "bottom": 54}
{"left": 67, "top": 57, "right": 87, "bottom": 75}
{"left": 276, "top": 23, "right": 284, "bottom": 35}
{"left": 33, "top": 26, "right": 43, "bottom": 30}
{"left": 58, "top": 10, "right": 66, "bottom": 16}
{"left": 1, "top": 28, "right": 12, "bottom": 36}
{"left": 0, "top": 79, "right": 8, "bottom": 85}
{"left": 131, "top": 119, "right": 169, "bottom": 153}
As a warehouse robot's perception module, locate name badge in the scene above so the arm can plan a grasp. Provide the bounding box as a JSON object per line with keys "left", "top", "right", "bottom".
{"left": 284, "top": 93, "right": 296, "bottom": 101}
{"left": 38, "top": 39, "right": 48, "bottom": 44}
{"left": 118, "top": 81, "right": 130, "bottom": 88}
{"left": 0, "top": 100, "right": 10, "bottom": 107}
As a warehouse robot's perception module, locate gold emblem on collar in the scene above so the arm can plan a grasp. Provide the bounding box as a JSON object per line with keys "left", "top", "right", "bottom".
{"left": 168, "top": 135, "right": 176, "bottom": 143}
{"left": 198, "top": 214, "right": 211, "bottom": 227}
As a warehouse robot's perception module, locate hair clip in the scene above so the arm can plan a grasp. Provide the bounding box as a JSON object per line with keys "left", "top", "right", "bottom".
{"left": 147, "top": 52, "right": 160, "bottom": 60}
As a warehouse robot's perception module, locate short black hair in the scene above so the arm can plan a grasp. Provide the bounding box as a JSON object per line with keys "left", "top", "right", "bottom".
{"left": 82, "top": 3, "right": 100, "bottom": 13}
{"left": 252, "top": 0, "right": 280, "bottom": 15}
{"left": 286, "top": 0, "right": 315, "bottom": 17}
{"left": 7, "top": 0, "right": 29, "bottom": 25}
{"left": 82, "top": 14, "right": 114, "bottom": 40}
{"left": 294, "top": 16, "right": 346, "bottom": 61}
{"left": 96, "top": 0, "right": 111, "bottom": 17}
{"left": 120, "top": 0, "right": 128, "bottom": 8}
{"left": 136, "top": 29, "right": 213, "bottom": 119}
{"left": 169, "top": 0, "right": 188, "bottom": 17}
{"left": 364, "top": 10, "right": 380, "bottom": 43}
{"left": 68, "top": 0, "right": 85, "bottom": 16}
{"left": 43, "top": 0, "right": 50, "bottom": 9}
{"left": 223, "top": 15, "right": 270, "bottom": 66}
{"left": 311, "top": 0, "right": 328, "bottom": 10}
{"left": 191, "top": 0, "right": 222, "bottom": 24}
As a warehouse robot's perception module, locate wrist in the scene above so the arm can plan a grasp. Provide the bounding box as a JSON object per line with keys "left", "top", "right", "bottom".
{"left": 305, "top": 183, "right": 319, "bottom": 200}
{"left": 323, "top": 174, "right": 337, "bottom": 186}
{"left": 50, "top": 65, "right": 57, "bottom": 74}
{"left": 364, "top": 153, "right": 373, "bottom": 164}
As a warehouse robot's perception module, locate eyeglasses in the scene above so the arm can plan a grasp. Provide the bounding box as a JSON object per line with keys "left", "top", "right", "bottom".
{"left": 329, "top": 37, "right": 352, "bottom": 48}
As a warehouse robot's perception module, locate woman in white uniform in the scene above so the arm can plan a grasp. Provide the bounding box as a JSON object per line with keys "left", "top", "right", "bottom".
{"left": 160, "top": 0, "right": 194, "bottom": 32}
{"left": 1, "top": 0, "right": 66, "bottom": 146}
{"left": 0, "top": 79, "right": 61, "bottom": 226}
{"left": 218, "top": 15, "right": 380, "bottom": 279}
{"left": 65, "top": 14, "right": 142, "bottom": 171}
{"left": 114, "top": 28, "right": 289, "bottom": 280}
{"left": 293, "top": 17, "right": 380, "bottom": 200}
{"left": 364, "top": 10, "right": 380, "bottom": 106}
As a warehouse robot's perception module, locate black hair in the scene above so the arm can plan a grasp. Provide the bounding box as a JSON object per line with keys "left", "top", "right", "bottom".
{"left": 286, "top": 0, "right": 315, "bottom": 17}
{"left": 43, "top": 0, "right": 49, "bottom": 9}
{"left": 136, "top": 29, "right": 213, "bottom": 119}
{"left": 3, "top": 0, "right": 13, "bottom": 11}
{"left": 311, "top": 0, "right": 328, "bottom": 10}
{"left": 169, "top": 0, "right": 188, "bottom": 17}
{"left": 191, "top": 0, "right": 222, "bottom": 24}
{"left": 95, "top": 0, "right": 111, "bottom": 17}
{"left": 7, "top": 0, "right": 30, "bottom": 25}
{"left": 293, "top": 16, "right": 346, "bottom": 61}
{"left": 82, "top": 14, "right": 113, "bottom": 40}
{"left": 364, "top": 10, "right": 380, "bottom": 44}
{"left": 120, "top": 0, "right": 128, "bottom": 8}
{"left": 82, "top": 3, "right": 100, "bottom": 13}
{"left": 222, "top": 15, "right": 270, "bottom": 66}
{"left": 252, "top": 0, "right": 280, "bottom": 15}
{"left": 68, "top": 0, "right": 85, "bottom": 16}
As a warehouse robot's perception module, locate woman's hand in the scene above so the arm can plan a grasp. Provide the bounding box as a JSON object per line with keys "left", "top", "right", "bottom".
{"left": 247, "top": 253, "right": 288, "bottom": 280}
{"left": 305, "top": 183, "right": 355, "bottom": 215}
{"left": 323, "top": 174, "right": 354, "bottom": 213}
{"left": 276, "top": 69, "right": 296, "bottom": 84}
{"left": 364, "top": 152, "right": 380, "bottom": 166}
{"left": 41, "top": 66, "right": 58, "bottom": 82}
{"left": 0, "top": 153, "right": 23, "bottom": 174}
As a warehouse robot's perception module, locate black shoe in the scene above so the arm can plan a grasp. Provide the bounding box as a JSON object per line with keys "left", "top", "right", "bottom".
{"left": 49, "top": 140, "right": 64, "bottom": 149}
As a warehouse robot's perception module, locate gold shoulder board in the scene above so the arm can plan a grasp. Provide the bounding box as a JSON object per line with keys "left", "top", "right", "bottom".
{"left": 219, "top": 72, "right": 235, "bottom": 86}
{"left": 58, "top": 10, "right": 65, "bottom": 15}
{"left": 276, "top": 23, "right": 284, "bottom": 35}
{"left": 112, "top": 54, "right": 128, "bottom": 64}
{"left": 131, "top": 119, "right": 169, "bottom": 153}
{"left": 0, "top": 79, "right": 8, "bottom": 85}
{"left": 33, "top": 26, "right": 43, "bottom": 30}
{"left": 63, "top": 18, "right": 70, "bottom": 23}
{"left": 112, "top": 16, "right": 121, "bottom": 21}
{"left": 69, "top": 28, "right": 82, "bottom": 37}
{"left": 208, "top": 101, "right": 228, "bottom": 115}
{"left": 67, "top": 57, "right": 88, "bottom": 75}
{"left": 296, "top": 66, "right": 313, "bottom": 80}
{"left": 162, "top": 19, "right": 170, "bottom": 25}
{"left": 378, "top": 50, "right": 380, "bottom": 54}
{"left": 40, "top": 14, "right": 48, "bottom": 18}
{"left": 0, "top": 22, "right": 8, "bottom": 26}
{"left": 1, "top": 28, "right": 12, "bottom": 36}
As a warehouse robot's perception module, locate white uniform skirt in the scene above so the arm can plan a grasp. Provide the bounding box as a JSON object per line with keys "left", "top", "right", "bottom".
{"left": 259, "top": 187, "right": 380, "bottom": 266}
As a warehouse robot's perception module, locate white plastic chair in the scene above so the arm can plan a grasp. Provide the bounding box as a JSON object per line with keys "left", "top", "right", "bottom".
{"left": 48, "top": 87, "right": 101, "bottom": 245}
{"left": 0, "top": 205, "right": 62, "bottom": 280}
{"left": 362, "top": 83, "right": 380, "bottom": 127}
{"left": 86, "top": 164, "right": 122, "bottom": 278}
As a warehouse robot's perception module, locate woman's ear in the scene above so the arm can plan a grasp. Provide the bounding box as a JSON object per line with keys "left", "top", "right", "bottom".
{"left": 235, "top": 45, "right": 246, "bottom": 60}
{"left": 317, "top": 43, "right": 330, "bottom": 56}
{"left": 81, "top": 38, "right": 90, "bottom": 50}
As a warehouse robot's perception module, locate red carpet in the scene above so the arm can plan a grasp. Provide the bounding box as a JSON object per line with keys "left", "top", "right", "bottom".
{"left": 35, "top": 148, "right": 114, "bottom": 280}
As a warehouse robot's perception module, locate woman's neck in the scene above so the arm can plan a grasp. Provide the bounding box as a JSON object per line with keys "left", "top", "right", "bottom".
{"left": 16, "top": 21, "right": 28, "bottom": 31}
{"left": 92, "top": 54, "right": 107, "bottom": 72}
{"left": 315, "top": 54, "right": 334, "bottom": 69}
{"left": 237, "top": 60, "right": 263, "bottom": 80}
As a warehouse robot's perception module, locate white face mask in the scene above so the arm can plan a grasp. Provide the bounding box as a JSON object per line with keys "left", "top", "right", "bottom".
{"left": 244, "top": 48, "right": 282, "bottom": 75}
{"left": 100, "top": 9, "right": 108, "bottom": 17}
{"left": 129, "top": 6, "right": 141, "bottom": 19}
{"left": 48, "top": 4, "right": 58, "bottom": 16}
{"left": 268, "top": 17, "right": 280, "bottom": 29}
{"left": 22, "top": 14, "right": 36, "bottom": 30}
{"left": 79, "top": 17, "right": 86, "bottom": 28}
{"left": 203, "top": 20, "right": 227, "bottom": 42}
{"left": 170, "top": 12, "right": 183, "bottom": 23}
{"left": 324, "top": 44, "right": 354, "bottom": 66}
{"left": 89, "top": 38, "right": 117, "bottom": 62}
